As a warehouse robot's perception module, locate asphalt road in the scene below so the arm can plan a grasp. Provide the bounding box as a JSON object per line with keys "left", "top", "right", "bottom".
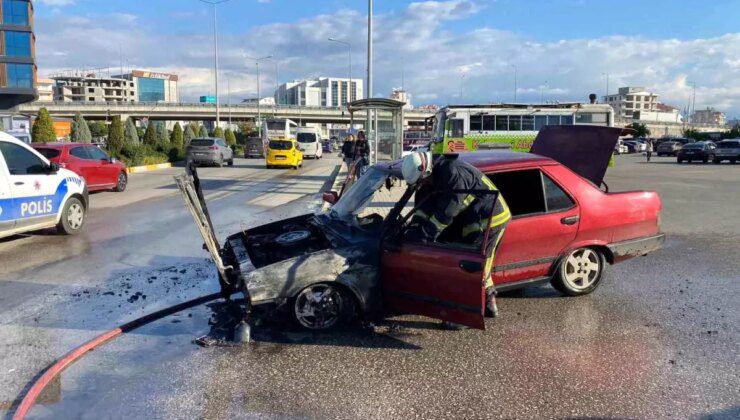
{"left": 3, "top": 154, "right": 740, "bottom": 419}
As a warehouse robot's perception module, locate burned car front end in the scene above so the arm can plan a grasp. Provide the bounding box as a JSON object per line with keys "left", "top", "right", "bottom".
{"left": 176, "top": 164, "right": 397, "bottom": 330}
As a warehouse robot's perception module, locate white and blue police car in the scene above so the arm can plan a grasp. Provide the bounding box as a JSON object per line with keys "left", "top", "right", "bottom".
{"left": 0, "top": 131, "right": 88, "bottom": 239}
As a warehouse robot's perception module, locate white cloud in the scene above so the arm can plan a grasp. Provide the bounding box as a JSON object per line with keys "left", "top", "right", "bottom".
{"left": 34, "top": 1, "right": 740, "bottom": 117}
{"left": 36, "top": 0, "right": 75, "bottom": 5}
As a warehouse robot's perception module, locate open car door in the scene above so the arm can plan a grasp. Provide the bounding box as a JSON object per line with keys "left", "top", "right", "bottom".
{"left": 380, "top": 190, "right": 502, "bottom": 329}
{"left": 530, "top": 125, "right": 632, "bottom": 186}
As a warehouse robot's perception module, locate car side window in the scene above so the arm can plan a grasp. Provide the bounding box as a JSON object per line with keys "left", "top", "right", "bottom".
{"left": 70, "top": 146, "right": 91, "bottom": 160}
{"left": 487, "top": 169, "right": 547, "bottom": 217}
{"left": 87, "top": 147, "right": 109, "bottom": 160}
{"left": 542, "top": 174, "right": 575, "bottom": 212}
{"left": 0, "top": 142, "right": 47, "bottom": 175}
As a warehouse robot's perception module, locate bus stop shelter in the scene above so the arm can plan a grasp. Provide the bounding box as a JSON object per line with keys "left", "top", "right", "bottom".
{"left": 347, "top": 98, "right": 405, "bottom": 163}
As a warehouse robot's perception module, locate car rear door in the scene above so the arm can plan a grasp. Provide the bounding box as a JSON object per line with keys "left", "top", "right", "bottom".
{"left": 487, "top": 167, "right": 580, "bottom": 283}
{"left": 68, "top": 146, "right": 98, "bottom": 187}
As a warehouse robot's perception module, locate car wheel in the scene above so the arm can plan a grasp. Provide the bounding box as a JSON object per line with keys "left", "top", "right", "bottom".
{"left": 551, "top": 248, "right": 606, "bottom": 296}
{"left": 731, "top": 159, "right": 737, "bottom": 164}
{"left": 713, "top": 158, "right": 721, "bottom": 164}
{"left": 677, "top": 158, "right": 683, "bottom": 163}
{"left": 114, "top": 171, "right": 128, "bottom": 192}
{"left": 56, "top": 197, "right": 86, "bottom": 235}
{"left": 216, "top": 156, "right": 223, "bottom": 167}
{"left": 292, "top": 283, "right": 355, "bottom": 330}
{"left": 228, "top": 157, "right": 234, "bottom": 166}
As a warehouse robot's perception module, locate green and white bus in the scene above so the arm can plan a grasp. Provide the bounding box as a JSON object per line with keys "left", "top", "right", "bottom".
{"left": 430, "top": 103, "right": 614, "bottom": 153}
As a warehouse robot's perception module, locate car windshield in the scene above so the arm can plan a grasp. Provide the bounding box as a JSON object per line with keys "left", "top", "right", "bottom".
{"left": 297, "top": 133, "right": 316, "bottom": 143}
{"left": 331, "top": 167, "right": 390, "bottom": 219}
{"left": 718, "top": 141, "right": 740, "bottom": 148}
{"left": 269, "top": 140, "right": 293, "bottom": 150}
{"left": 683, "top": 144, "right": 703, "bottom": 150}
{"left": 190, "top": 139, "right": 215, "bottom": 147}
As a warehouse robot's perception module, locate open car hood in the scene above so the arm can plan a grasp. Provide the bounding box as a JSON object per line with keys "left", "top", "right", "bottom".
{"left": 530, "top": 125, "right": 633, "bottom": 186}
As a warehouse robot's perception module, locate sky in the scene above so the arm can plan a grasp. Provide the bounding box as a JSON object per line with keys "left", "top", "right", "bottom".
{"left": 34, "top": 0, "right": 740, "bottom": 118}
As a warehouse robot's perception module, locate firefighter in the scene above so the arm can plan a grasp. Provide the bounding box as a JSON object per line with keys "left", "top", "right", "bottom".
{"left": 402, "top": 151, "right": 511, "bottom": 317}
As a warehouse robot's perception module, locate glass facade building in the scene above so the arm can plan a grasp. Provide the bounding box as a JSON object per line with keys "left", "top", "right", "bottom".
{"left": 138, "top": 77, "right": 165, "bottom": 102}
{"left": 0, "top": 0, "right": 35, "bottom": 109}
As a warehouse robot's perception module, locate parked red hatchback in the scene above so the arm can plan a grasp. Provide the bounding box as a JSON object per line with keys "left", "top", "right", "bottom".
{"left": 32, "top": 143, "right": 128, "bottom": 192}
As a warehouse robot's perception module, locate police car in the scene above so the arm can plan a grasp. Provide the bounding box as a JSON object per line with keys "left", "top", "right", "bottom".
{"left": 0, "top": 131, "right": 88, "bottom": 239}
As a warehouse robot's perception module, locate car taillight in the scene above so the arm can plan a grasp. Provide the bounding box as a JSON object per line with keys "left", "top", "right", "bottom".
{"left": 210, "top": 145, "right": 218, "bottom": 150}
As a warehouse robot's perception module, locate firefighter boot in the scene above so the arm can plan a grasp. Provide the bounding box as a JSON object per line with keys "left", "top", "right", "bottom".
{"left": 485, "top": 287, "right": 499, "bottom": 318}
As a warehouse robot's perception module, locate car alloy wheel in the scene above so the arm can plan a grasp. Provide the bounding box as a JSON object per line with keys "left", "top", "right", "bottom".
{"left": 293, "top": 284, "right": 346, "bottom": 330}
{"left": 115, "top": 172, "right": 127, "bottom": 192}
{"left": 67, "top": 202, "right": 84, "bottom": 230}
{"left": 562, "top": 248, "right": 601, "bottom": 291}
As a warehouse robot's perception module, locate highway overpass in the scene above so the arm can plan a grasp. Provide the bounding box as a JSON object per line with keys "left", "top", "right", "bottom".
{"left": 13, "top": 102, "right": 435, "bottom": 126}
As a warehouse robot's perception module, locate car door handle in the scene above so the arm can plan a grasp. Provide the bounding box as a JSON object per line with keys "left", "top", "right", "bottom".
{"left": 459, "top": 260, "right": 483, "bottom": 273}
{"left": 561, "top": 216, "right": 579, "bottom": 225}
{"left": 14, "top": 181, "right": 24, "bottom": 186}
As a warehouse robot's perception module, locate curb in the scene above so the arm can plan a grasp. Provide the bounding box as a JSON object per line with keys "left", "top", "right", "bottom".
{"left": 126, "top": 162, "right": 173, "bottom": 174}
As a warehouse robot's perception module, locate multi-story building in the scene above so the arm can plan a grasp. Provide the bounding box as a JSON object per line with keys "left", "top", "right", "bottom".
{"left": 0, "top": 0, "right": 36, "bottom": 109}
{"left": 36, "top": 77, "right": 53, "bottom": 102}
{"left": 275, "top": 77, "right": 363, "bottom": 107}
{"left": 115, "top": 70, "right": 179, "bottom": 103}
{"left": 604, "top": 87, "right": 659, "bottom": 121}
{"left": 52, "top": 73, "right": 137, "bottom": 103}
{"left": 691, "top": 107, "right": 726, "bottom": 126}
{"left": 389, "top": 88, "right": 413, "bottom": 110}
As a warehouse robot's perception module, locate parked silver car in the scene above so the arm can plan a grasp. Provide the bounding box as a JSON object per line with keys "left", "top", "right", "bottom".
{"left": 656, "top": 141, "right": 682, "bottom": 156}
{"left": 186, "top": 137, "right": 234, "bottom": 167}
{"left": 714, "top": 139, "right": 740, "bottom": 163}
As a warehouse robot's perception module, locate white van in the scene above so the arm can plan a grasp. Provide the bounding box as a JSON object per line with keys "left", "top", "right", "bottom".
{"left": 296, "top": 127, "right": 323, "bottom": 159}
{"left": 0, "top": 132, "right": 89, "bottom": 239}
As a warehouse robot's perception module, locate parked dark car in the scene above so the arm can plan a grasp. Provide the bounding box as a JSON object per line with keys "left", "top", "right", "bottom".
{"left": 622, "top": 141, "right": 637, "bottom": 153}
{"left": 32, "top": 142, "right": 128, "bottom": 192}
{"left": 186, "top": 137, "right": 234, "bottom": 167}
{"left": 713, "top": 139, "right": 740, "bottom": 163}
{"left": 657, "top": 141, "right": 682, "bottom": 156}
{"left": 677, "top": 142, "right": 717, "bottom": 163}
{"left": 244, "top": 137, "right": 265, "bottom": 158}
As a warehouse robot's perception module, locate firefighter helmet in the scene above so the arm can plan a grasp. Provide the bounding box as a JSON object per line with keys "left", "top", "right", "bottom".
{"left": 402, "top": 151, "right": 433, "bottom": 185}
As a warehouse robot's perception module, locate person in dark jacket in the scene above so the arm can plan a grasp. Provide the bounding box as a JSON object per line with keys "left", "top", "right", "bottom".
{"left": 402, "top": 151, "right": 511, "bottom": 317}
{"left": 354, "top": 131, "right": 371, "bottom": 176}
{"left": 341, "top": 134, "right": 356, "bottom": 169}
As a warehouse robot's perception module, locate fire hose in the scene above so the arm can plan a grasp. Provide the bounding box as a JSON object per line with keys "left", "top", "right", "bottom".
{"left": 12, "top": 292, "right": 224, "bottom": 420}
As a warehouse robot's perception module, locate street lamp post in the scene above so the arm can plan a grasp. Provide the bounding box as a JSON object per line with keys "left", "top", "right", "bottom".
{"left": 246, "top": 55, "right": 273, "bottom": 137}
{"left": 199, "top": 0, "right": 231, "bottom": 130}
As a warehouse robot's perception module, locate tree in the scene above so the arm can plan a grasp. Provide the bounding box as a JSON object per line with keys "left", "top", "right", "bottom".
{"left": 89, "top": 121, "right": 108, "bottom": 139}
{"left": 237, "top": 121, "right": 256, "bottom": 137}
{"left": 198, "top": 125, "right": 209, "bottom": 137}
{"left": 107, "top": 116, "right": 124, "bottom": 156}
{"left": 184, "top": 124, "right": 196, "bottom": 147}
{"left": 71, "top": 112, "right": 93, "bottom": 143}
{"left": 213, "top": 126, "right": 224, "bottom": 139}
{"left": 170, "top": 122, "right": 184, "bottom": 152}
{"left": 156, "top": 122, "right": 170, "bottom": 150}
{"left": 188, "top": 122, "right": 200, "bottom": 136}
{"left": 225, "top": 127, "right": 236, "bottom": 146}
{"left": 124, "top": 117, "right": 139, "bottom": 145}
{"left": 143, "top": 122, "right": 157, "bottom": 147}
{"left": 32, "top": 108, "right": 56, "bottom": 143}
{"left": 627, "top": 122, "right": 650, "bottom": 138}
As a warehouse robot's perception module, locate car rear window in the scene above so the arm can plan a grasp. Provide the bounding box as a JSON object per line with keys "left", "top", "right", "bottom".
{"left": 683, "top": 144, "right": 703, "bottom": 150}
{"left": 297, "top": 133, "right": 317, "bottom": 143}
{"left": 35, "top": 148, "right": 60, "bottom": 159}
{"left": 190, "top": 139, "right": 215, "bottom": 147}
{"left": 269, "top": 140, "right": 293, "bottom": 150}
{"left": 718, "top": 141, "right": 740, "bottom": 148}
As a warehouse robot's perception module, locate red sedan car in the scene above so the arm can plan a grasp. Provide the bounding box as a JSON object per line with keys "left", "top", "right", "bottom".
{"left": 32, "top": 143, "right": 128, "bottom": 192}
{"left": 181, "top": 125, "right": 665, "bottom": 332}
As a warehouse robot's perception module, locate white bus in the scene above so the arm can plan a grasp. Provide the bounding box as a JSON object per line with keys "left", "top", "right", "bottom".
{"left": 262, "top": 118, "right": 298, "bottom": 142}
{"left": 429, "top": 102, "right": 614, "bottom": 153}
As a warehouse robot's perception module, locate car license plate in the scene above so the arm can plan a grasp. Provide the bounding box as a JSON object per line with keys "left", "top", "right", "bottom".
{"left": 275, "top": 156, "right": 286, "bottom": 160}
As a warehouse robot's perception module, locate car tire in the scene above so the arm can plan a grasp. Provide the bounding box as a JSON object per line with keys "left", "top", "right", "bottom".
{"left": 713, "top": 158, "right": 721, "bottom": 164}
{"left": 291, "top": 283, "right": 355, "bottom": 331}
{"left": 114, "top": 171, "right": 127, "bottom": 192}
{"left": 551, "top": 247, "right": 606, "bottom": 296}
{"left": 677, "top": 158, "right": 683, "bottom": 163}
{"left": 56, "top": 197, "right": 86, "bottom": 235}
{"left": 731, "top": 159, "right": 737, "bottom": 164}
{"left": 228, "top": 157, "right": 234, "bottom": 166}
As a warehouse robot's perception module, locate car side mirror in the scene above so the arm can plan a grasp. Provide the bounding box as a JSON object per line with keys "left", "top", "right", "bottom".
{"left": 109, "top": 157, "right": 118, "bottom": 163}
{"left": 48, "top": 162, "right": 60, "bottom": 173}
{"left": 322, "top": 191, "right": 339, "bottom": 205}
